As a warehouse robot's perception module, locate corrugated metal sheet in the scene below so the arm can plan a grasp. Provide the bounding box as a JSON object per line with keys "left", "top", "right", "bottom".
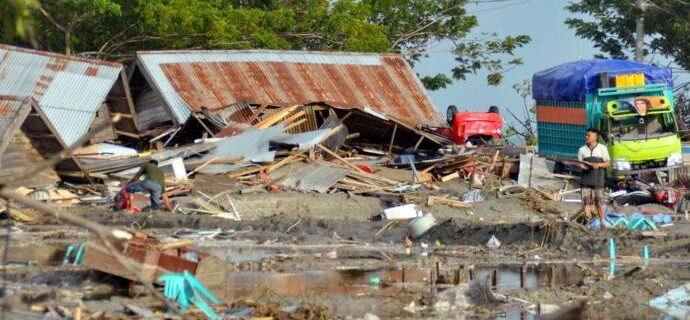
{"left": 136, "top": 50, "right": 444, "bottom": 128}
{"left": 0, "top": 96, "right": 26, "bottom": 140}
{"left": 0, "top": 44, "right": 122, "bottom": 145}
{"left": 270, "top": 161, "right": 349, "bottom": 193}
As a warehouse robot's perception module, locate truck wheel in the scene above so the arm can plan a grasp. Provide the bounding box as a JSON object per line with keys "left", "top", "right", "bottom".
{"left": 447, "top": 105, "right": 458, "bottom": 125}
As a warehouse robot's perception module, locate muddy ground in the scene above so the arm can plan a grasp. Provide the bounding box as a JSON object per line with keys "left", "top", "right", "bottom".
{"left": 0, "top": 188, "right": 688, "bottom": 319}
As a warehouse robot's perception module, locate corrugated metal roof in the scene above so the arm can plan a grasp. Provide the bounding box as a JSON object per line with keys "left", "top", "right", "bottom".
{"left": 136, "top": 50, "right": 444, "bottom": 128}
{"left": 0, "top": 96, "right": 28, "bottom": 146}
{"left": 0, "top": 44, "right": 122, "bottom": 146}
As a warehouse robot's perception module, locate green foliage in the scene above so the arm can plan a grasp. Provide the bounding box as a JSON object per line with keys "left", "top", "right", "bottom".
{"left": 1, "top": 0, "right": 530, "bottom": 89}
{"left": 421, "top": 73, "right": 453, "bottom": 90}
{"left": 0, "top": 0, "right": 40, "bottom": 44}
{"left": 565, "top": 0, "right": 690, "bottom": 71}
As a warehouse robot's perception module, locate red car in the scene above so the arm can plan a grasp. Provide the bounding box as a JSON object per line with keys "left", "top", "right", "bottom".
{"left": 437, "top": 105, "right": 503, "bottom": 145}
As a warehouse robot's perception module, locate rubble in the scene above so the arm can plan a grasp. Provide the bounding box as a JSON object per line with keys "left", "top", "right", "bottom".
{"left": 0, "top": 45, "right": 689, "bottom": 320}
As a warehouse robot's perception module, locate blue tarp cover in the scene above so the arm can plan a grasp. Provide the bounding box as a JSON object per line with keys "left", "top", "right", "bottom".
{"left": 532, "top": 59, "right": 673, "bottom": 101}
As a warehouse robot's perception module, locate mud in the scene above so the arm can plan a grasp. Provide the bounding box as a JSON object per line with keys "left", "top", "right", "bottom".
{"left": 2, "top": 191, "right": 690, "bottom": 319}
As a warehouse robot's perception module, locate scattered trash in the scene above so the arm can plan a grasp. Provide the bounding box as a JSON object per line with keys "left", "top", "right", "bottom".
{"left": 408, "top": 214, "right": 436, "bottom": 238}
{"left": 158, "top": 270, "right": 220, "bottom": 319}
{"left": 382, "top": 204, "right": 423, "bottom": 220}
{"left": 649, "top": 283, "right": 690, "bottom": 318}
{"left": 461, "top": 189, "right": 484, "bottom": 203}
{"left": 486, "top": 235, "right": 501, "bottom": 249}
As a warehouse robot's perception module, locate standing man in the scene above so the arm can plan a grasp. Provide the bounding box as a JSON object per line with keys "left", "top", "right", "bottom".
{"left": 578, "top": 128, "right": 611, "bottom": 228}
{"left": 128, "top": 160, "right": 174, "bottom": 211}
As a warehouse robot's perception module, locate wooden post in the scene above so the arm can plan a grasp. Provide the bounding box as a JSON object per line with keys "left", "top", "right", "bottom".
{"left": 387, "top": 124, "right": 398, "bottom": 155}
{"left": 401, "top": 267, "right": 406, "bottom": 283}
{"left": 468, "top": 266, "right": 475, "bottom": 281}
{"left": 520, "top": 264, "right": 528, "bottom": 289}
{"left": 549, "top": 265, "right": 557, "bottom": 287}
{"left": 436, "top": 260, "right": 442, "bottom": 284}
{"left": 492, "top": 267, "right": 499, "bottom": 289}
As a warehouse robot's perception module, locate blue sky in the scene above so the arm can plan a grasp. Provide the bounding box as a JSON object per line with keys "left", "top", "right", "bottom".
{"left": 414, "top": 0, "right": 599, "bottom": 116}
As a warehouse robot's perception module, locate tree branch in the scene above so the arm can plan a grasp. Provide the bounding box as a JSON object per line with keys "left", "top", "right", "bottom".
{"left": 37, "top": 7, "right": 67, "bottom": 32}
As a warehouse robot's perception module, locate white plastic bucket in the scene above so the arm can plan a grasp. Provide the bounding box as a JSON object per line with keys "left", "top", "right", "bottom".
{"left": 408, "top": 214, "right": 436, "bottom": 238}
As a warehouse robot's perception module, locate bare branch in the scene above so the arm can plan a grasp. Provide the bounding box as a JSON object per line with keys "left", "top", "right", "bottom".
{"left": 37, "top": 7, "right": 67, "bottom": 32}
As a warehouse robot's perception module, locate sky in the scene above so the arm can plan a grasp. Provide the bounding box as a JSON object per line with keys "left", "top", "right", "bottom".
{"left": 414, "top": 0, "right": 599, "bottom": 117}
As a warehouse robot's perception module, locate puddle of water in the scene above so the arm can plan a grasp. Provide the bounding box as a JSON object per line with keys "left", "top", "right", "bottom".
{"left": 215, "top": 264, "right": 587, "bottom": 300}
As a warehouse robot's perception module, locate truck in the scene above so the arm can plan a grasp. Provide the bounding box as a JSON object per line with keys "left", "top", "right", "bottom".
{"left": 532, "top": 59, "right": 682, "bottom": 173}
{"left": 439, "top": 105, "right": 503, "bottom": 145}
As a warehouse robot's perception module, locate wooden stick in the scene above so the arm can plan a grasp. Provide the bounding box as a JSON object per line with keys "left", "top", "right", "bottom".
{"left": 317, "top": 143, "right": 365, "bottom": 173}
{"left": 427, "top": 195, "right": 471, "bottom": 208}
{"left": 387, "top": 124, "right": 398, "bottom": 155}
{"left": 280, "top": 110, "right": 306, "bottom": 125}
{"left": 255, "top": 105, "right": 300, "bottom": 128}
{"left": 176, "top": 157, "right": 217, "bottom": 182}
{"left": 156, "top": 239, "right": 194, "bottom": 251}
{"left": 266, "top": 153, "right": 303, "bottom": 173}
{"left": 284, "top": 119, "right": 307, "bottom": 131}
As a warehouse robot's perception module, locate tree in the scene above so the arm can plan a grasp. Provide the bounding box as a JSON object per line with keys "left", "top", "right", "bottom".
{"left": 565, "top": 0, "right": 690, "bottom": 71}
{"left": 0, "top": 0, "right": 40, "bottom": 45}
{"left": 0, "top": 0, "right": 530, "bottom": 89}
{"left": 35, "top": 0, "right": 121, "bottom": 55}
{"left": 504, "top": 80, "right": 536, "bottom": 146}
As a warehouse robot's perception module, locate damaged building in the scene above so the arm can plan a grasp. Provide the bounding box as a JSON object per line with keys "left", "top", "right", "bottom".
{"left": 0, "top": 44, "right": 140, "bottom": 178}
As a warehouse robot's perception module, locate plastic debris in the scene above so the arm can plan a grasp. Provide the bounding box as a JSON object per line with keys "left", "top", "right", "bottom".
{"left": 649, "top": 283, "right": 690, "bottom": 318}
{"left": 486, "top": 235, "right": 501, "bottom": 249}
{"left": 461, "top": 189, "right": 484, "bottom": 203}
{"left": 382, "top": 204, "right": 422, "bottom": 220}
{"left": 158, "top": 270, "right": 220, "bottom": 319}
{"left": 63, "top": 243, "right": 86, "bottom": 266}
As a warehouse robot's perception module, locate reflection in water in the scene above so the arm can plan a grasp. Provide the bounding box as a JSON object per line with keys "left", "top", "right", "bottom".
{"left": 216, "top": 264, "right": 586, "bottom": 300}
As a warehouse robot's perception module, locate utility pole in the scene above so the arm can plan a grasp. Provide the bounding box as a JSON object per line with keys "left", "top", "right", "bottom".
{"left": 635, "top": 0, "right": 647, "bottom": 62}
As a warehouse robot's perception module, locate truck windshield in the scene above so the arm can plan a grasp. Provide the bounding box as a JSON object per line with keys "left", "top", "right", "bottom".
{"left": 610, "top": 113, "right": 676, "bottom": 141}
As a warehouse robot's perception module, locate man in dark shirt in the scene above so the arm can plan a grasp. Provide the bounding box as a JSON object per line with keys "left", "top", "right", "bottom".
{"left": 577, "top": 128, "right": 611, "bottom": 228}
{"left": 128, "top": 160, "right": 173, "bottom": 211}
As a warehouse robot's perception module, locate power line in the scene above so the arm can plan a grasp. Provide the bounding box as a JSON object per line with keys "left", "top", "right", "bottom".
{"left": 466, "top": 0, "right": 539, "bottom": 14}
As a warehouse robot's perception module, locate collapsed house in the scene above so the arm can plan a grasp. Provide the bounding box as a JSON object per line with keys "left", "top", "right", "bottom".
{"left": 0, "top": 96, "right": 68, "bottom": 187}
{"left": 128, "top": 50, "right": 450, "bottom": 150}
{"left": 0, "top": 44, "right": 140, "bottom": 178}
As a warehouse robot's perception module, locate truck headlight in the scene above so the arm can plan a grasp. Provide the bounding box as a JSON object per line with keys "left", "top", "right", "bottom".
{"left": 612, "top": 159, "right": 632, "bottom": 171}
{"left": 667, "top": 152, "right": 683, "bottom": 167}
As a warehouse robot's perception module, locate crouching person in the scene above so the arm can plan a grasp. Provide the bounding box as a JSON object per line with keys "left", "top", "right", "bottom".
{"left": 128, "top": 160, "right": 174, "bottom": 212}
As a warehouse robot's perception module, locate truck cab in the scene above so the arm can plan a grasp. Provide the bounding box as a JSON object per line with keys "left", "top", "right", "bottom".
{"left": 596, "top": 85, "right": 682, "bottom": 171}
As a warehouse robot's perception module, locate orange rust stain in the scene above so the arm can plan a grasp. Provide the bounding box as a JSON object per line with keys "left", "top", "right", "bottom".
{"left": 537, "top": 106, "right": 586, "bottom": 125}
{"left": 85, "top": 66, "right": 98, "bottom": 76}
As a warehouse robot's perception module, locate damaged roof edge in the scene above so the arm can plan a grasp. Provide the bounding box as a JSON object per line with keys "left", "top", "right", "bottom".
{"left": 133, "top": 50, "right": 445, "bottom": 129}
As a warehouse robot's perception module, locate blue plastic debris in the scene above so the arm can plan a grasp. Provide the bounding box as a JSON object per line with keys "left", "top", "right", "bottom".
{"left": 225, "top": 306, "right": 253, "bottom": 317}
{"left": 63, "top": 243, "right": 86, "bottom": 266}
{"left": 158, "top": 270, "right": 220, "bottom": 319}
{"left": 650, "top": 283, "right": 690, "bottom": 318}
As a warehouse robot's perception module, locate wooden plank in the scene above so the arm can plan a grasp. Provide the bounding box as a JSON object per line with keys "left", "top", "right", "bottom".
{"left": 427, "top": 196, "right": 471, "bottom": 208}
{"left": 441, "top": 171, "right": 460, "bottom": 182}
{"left": 255, "top": 105, "right": 300, "bottom": 128}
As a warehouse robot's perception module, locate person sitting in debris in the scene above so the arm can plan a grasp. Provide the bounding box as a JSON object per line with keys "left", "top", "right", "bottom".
{"left": 128, "top": 160, "right": 174, "bottom": 212}
{"left": 578, "top": 128, "right": 610, "bottom": 228}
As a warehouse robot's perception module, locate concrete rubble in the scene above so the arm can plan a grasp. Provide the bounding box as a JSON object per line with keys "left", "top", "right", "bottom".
{"left": 0, "top": 44, "right": 689, "bottom": 319}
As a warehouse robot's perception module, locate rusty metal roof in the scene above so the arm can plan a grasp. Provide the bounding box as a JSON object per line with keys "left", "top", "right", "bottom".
{"left": 135, "top": 50, "right": 444, "bottom": 128}
{"left": 0, "top": 44, "right": 123, "bottom": 146}
{"left": 0, "top": 96, "right": 29, "bottom": 144}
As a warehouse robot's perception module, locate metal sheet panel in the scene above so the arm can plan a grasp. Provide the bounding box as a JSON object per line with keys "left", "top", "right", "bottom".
{"left": 135, "top": 50, "right": 444, "bottom": 129}
{"left": 0, "top": 97, "right": 25, "bottom": 139}
{"left": 276, "top": 162, "right": 349, "bottom": 193}
{"left": 0, "top": 44, "right": 123, "bottom": 146}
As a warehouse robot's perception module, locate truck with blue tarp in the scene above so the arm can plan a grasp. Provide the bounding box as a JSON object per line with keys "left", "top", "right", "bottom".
{"left": 532, "top": 59, "right": 682, "bottom": 173}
